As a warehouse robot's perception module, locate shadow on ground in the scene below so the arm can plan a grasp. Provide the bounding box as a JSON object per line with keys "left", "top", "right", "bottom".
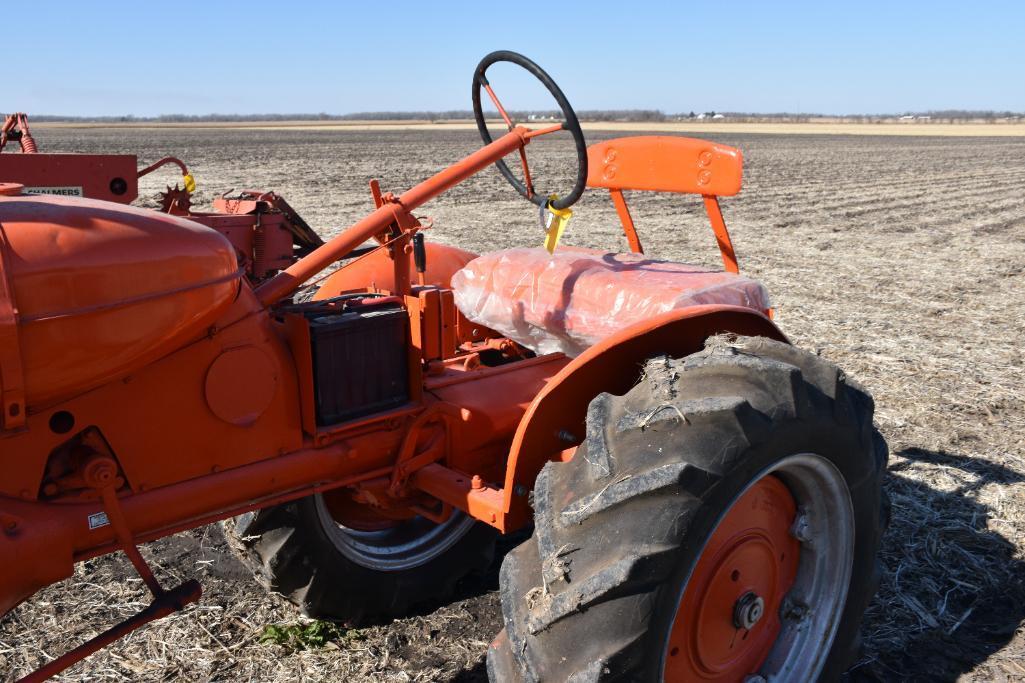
{"left": 378, "top": 531, "right": 530, "bottom": 682}
{"left": 847, "top": 448, "right": 1025, "bottom": 682}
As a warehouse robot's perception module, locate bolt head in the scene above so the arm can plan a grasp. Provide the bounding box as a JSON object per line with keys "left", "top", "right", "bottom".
{"left": 83, "top": 457, "right": 118, "bottom": 489}
{"left": 780, "top": 595, "right": 810, "bottom": 622}
{"left": 790, "top": 512, "right": 812, "bottom": 542}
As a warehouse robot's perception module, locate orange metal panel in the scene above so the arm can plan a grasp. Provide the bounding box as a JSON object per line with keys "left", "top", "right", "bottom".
{"left": 0, "top": 290, "right": 304, "bottom": 499}
{"left": 427, "top": 353, "right": 567, "bottom": 475}
{"left": 406, "top": 293, "right": 426, "bottom": 357}
{"left": 439, "top": 289, "right": 457, "bottom": 359}
{"left": 586, "top": 136, "right": 742, "bottom": 196}
{"left": 420, "top": 289, "right": 443, "bottom": 361}
{"left": 0, "top": 154, "right": 139, "bottom": 203}
{"left": 402, "top": 287, "right": 461, "bottom": 364}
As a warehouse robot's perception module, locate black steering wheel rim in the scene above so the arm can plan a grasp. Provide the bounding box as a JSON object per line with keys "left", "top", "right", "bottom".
{"left": 472, "top": 50, "right": 588, "bottom": 211}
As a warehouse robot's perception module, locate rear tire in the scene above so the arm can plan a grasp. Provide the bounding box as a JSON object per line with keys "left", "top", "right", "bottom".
{"left": 225, "top": 495, "right": 496, "bottom": 623}
{"left": 488, "top": 336, "right": 888, "bottom": 682}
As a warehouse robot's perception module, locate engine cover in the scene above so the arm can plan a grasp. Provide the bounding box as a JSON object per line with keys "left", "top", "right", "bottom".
{"left": 0, "top": 189, "right": 240, "bottom": 406}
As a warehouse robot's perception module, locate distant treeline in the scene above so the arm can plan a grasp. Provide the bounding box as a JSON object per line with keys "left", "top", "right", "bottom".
{"left": 25, "top": 109, "right": 1024, "bottom": 123}
{"left": 27, "top": 109, "right": 669, "bottom": 123}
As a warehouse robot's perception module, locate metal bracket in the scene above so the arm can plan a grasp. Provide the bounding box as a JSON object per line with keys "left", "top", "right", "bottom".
{"left": 15, "top": 454, "right": 202, "bottom": 683}
{"left": 388, "top": 401, "right": 462, "bottom": 495}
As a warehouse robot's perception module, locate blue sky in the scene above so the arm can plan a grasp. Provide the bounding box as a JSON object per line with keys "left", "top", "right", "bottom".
{"left": 8, "top": 1, "right": 1024, "bottom": 116}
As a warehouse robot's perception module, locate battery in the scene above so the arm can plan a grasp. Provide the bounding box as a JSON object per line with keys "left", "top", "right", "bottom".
{"left": 307, "top": 302, "right": 410, "bottom": 425}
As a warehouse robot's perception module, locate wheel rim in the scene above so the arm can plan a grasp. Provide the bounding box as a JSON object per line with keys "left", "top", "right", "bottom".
{"left": 314, "top": 494, "right": 477, "bottom": 572}
{"left": 663, "top": 453, "right": 855, "bottom": 682}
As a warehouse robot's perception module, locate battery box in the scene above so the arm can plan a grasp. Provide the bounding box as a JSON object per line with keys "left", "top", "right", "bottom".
{"left": 307, "top": 301, "right": 410, "bottom": 425}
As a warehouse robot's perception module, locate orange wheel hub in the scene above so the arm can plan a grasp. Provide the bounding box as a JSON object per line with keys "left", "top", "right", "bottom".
{"left": 664, "top": 475, "right": 800, "bottom": 681}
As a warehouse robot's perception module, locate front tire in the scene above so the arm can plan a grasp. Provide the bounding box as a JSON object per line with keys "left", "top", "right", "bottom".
{"left": 488, "top": 336, "right": 888, "bottom": 682}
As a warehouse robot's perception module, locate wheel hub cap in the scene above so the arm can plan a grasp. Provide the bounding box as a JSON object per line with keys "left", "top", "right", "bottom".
{"left": 664, "top": 475, "right": 800, "bottom": 681}
{"left": 733, "top": 592, "right": 766, "bottom": 630}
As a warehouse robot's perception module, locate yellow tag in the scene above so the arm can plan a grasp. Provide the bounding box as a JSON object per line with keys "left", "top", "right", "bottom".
{"left": 543, "top": 195, "right": 572, "bottom": 254}
{"left": 183, "top": 173, "right": 196, "bottom": 193}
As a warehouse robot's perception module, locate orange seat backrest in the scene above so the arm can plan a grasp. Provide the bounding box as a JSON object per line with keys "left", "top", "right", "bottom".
{"left": 587, "top": 136, "right": 743, "bottom": 196}
{"left": 585, "top": 136, "right": 743, "bottom": 272}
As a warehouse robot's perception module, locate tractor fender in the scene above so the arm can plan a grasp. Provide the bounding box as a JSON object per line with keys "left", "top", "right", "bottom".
{"left": 501, "top": 304, "right": 787, "bottom": 512}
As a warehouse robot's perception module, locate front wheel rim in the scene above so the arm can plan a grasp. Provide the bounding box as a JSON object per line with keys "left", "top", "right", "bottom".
{"left": 314, "top": 494, "right": 478, "bottom": 572}
{"left": 663, "top": 453, "right": 855, "bottom": 682}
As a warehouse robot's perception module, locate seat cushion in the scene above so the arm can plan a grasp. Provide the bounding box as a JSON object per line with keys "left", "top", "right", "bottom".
{"left": 451, "top": 247, "right": 770, "bottom": 357}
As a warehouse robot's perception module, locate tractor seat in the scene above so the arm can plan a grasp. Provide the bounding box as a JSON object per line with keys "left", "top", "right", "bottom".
{"left": 451, "top": 247, "right": 770, "bottom": 357}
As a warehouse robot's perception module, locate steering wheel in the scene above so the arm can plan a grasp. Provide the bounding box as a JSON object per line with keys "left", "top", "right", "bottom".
{"left": 472, "top": 51, "right": 588, "bottom": 211}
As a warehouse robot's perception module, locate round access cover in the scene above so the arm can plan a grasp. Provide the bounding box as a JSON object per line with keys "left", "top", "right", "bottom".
{"left": 205, "top": 346, "right": 278, "bottom": 426}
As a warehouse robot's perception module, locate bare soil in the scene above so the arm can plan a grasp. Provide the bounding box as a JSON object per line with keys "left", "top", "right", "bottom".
{"left": 2, "top": 128, "right": 1024, "bottom": 682}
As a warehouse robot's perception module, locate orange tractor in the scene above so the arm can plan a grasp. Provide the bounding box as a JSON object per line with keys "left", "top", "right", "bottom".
{"left": 0, "top": 52, "right": 887, "bottom": 682}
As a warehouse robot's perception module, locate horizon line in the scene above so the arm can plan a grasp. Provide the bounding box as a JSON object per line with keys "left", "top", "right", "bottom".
{"left": 19, "top": 109, "right": 1025, "bottom": 123}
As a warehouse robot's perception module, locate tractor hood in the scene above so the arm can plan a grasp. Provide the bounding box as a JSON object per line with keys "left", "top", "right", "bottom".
{"left": 0, "top": 186, "right": 241, "bottom": 407}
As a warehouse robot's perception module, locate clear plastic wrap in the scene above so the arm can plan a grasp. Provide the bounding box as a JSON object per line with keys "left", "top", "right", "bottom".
{"left": 451, "top": 247, "right": 770, "bottom": 357}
